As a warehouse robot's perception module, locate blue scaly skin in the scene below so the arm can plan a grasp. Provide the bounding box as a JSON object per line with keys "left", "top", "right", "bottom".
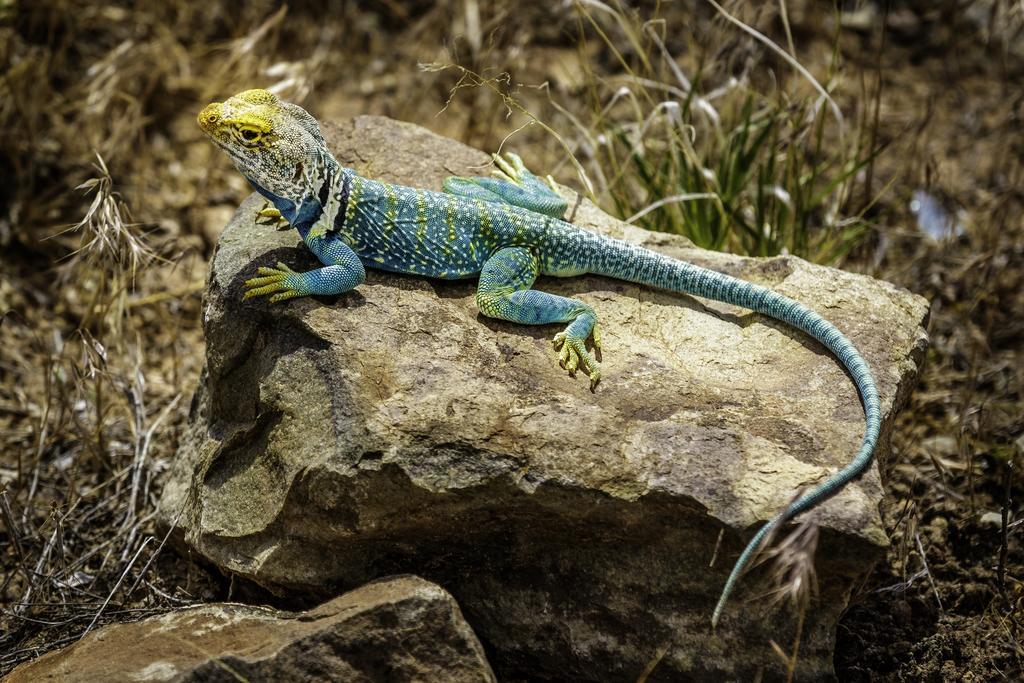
{"left": 199, "top": 89, "right": 881, "bottom": 627}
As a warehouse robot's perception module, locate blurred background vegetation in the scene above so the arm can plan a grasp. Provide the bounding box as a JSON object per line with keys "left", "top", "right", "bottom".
{"left": 1, "top": 0, "right": 1021, "bottom": 679}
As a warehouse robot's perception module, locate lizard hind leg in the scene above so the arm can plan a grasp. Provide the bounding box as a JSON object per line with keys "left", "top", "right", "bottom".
{"left": 476, "top": 247, "right": 602, "bottom": 388}
{"left": 443, "top": 152, "right": 568, "bottom": 220}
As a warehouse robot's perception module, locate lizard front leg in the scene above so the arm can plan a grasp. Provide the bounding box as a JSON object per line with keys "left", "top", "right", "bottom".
{"left": 477, "top": 247, "right": 601, "bottom": 388}
{"left": 243, "top": 233, "right": 365, "bottom": 302}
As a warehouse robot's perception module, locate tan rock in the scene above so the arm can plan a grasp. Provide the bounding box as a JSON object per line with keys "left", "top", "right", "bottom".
{"left": 5, "top": 576, "right": 495, "bottom": 682}
{"left": 158, "top": 116, "right": 930, "bottom": 680}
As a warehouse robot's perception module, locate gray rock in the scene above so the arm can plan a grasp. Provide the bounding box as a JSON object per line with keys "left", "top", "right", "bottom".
{"left": 159, "top": 116, "right": 930, "bottom": 681}
{"left": 5, "top": 575, "right": 495, "bottom": 682}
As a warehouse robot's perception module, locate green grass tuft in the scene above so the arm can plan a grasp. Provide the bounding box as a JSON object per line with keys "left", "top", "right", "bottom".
{"left": 566, "top": 1, "right": 884, "bottom": 264}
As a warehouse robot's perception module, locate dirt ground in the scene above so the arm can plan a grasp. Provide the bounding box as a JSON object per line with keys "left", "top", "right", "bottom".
{"left": 829, "top": 6, "right": 1024, "bottom": 681}
{"left": 1, "top": 2, "right": 1021, "bottom": 680}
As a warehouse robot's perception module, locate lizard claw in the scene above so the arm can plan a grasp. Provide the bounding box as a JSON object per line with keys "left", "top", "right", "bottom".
{"left": 487, "top": 151, "right": 568, "bottom": 219}
{"left": 256, "top": 202, "right": 290, "bottom": 230}
{"left": 553, "top": 330, "right": 602, "bottom": 390}
{"left": 491, "top": 152, "right": 528, "bottom": 185}
{"left": 243, "top": 261, "right": 308, "bottom": 302}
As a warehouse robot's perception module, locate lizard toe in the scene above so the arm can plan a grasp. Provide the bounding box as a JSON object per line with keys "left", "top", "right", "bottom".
{"left": 242, "top": 264, "right": 307, "bottom": 302}
{"left": 552, "top": 332, "right": 600, "bottom": 385}
{"left": 256, "top": 202, "right": 290, "bottom": 229}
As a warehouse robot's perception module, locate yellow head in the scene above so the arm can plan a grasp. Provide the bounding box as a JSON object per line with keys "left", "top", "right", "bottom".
{"left": 198, "top": 89, "right": 327, "bottom": 203}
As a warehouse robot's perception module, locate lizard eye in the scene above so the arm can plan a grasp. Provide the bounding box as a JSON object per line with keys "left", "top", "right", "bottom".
{"left": 240, "top": 128, "right": 260, "bottom": 141}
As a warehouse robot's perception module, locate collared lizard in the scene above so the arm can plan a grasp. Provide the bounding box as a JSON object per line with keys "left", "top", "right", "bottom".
{"left": 198, "top": 89, "right": 881, "bottom": 627}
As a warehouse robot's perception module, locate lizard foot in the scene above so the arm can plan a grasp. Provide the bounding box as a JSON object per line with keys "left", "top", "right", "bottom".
{"left": 256, "top": 202, "right": 291, "bottom": 230}
{"left": 492, "top": 152, "right": 562, "bottom": 196}
{"left": 243, "top": 262, "right": 308, "bottom": 302}
{"left": 553, "top": 323, "right": 602, "bottom": 390}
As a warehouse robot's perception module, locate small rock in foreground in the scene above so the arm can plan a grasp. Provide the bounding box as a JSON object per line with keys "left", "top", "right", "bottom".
{"left": 5, "top": 576, "right": 495, "bottom": 683}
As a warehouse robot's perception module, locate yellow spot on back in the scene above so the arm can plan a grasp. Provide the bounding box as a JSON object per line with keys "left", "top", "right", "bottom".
{"left": 476, "top": 200, "right": 492, "bottom": 237}
{"left": 385, "top": 184, "right": 398, "bottom": 239}
{"left": 510, "top": 210, "right": 525, "bottom": 239}
{"left": 446, "top": 199, "right": 457, "bottom": 242}
{"left": 415, "top": 190, "right": 427, "bottom": 245}
{"left": 346, "top": 176, "right": 363, "bottom": 222}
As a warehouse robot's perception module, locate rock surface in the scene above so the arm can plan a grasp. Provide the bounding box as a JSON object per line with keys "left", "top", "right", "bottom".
{"left": 159, "top": 116, "right": 930, "bottom": 680}
{"left": 5, "top": 576, "right": 494, "bottom": 682}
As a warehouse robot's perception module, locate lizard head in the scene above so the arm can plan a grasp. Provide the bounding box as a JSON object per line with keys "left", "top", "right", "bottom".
{"left": 198, "top": 89, "right": 327, "bottom": 205}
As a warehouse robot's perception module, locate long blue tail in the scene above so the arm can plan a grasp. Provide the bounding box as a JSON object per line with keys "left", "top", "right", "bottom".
{"left": 584, "top": 239, "right": 882, "bottom": 626}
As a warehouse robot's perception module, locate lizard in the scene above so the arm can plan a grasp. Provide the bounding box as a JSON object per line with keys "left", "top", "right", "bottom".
{"left": 198, "top": 88, "right": 881, "bottom": 627}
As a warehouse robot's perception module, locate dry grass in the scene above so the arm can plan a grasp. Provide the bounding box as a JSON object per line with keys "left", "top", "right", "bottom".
{"left": 0, "top": 0, "right": 366, "bottom": 668}
{"left": 1, "top": 0, "right": 1022, "bottom": 679}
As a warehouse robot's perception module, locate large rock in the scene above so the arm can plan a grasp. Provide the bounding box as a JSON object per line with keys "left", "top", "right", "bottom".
{"left": 159, "top": 116, "right": 930, "bottom": 681}
{"left": 5, "top": 576, "right": 495, "bottom": 682}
